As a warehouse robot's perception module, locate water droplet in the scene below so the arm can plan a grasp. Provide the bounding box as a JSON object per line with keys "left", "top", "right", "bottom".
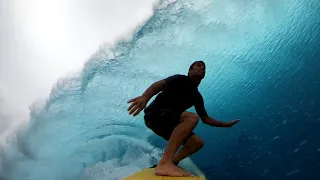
{"left": 286, "top": 169, "right": 299, "bottom": 176}
{"left": 261, "top": 169, "right": 269, "bottom": 176}
{"left": 274, "top": 136, "right": 281, "bottom": 140}
{"left": 300, "top": 140, "right": 307, "bottom": 146}
{"left": 293, "top": 148, "right": 299, "bottom": 153}
{"left": 268, "top": 136, "right": 281, "bottom": 143}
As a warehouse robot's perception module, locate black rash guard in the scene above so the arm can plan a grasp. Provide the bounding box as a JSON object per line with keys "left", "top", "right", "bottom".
{"left": 144, "top": 74, "right": 208, "bottom": 117}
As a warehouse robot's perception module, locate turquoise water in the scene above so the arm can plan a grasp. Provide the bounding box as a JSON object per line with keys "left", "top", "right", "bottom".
{"left": 1, "top": 0, "right": 320, "bottom": 179}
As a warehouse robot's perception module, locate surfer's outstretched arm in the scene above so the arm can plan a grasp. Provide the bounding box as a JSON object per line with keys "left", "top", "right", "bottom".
{"left": 127, "top": 80, "right": 166, "bottom": 116}
{"left": 201, "top": 115, "right": 240, "bottom": 127}
{"left": 193, "top": 91, "right": 240, "bottom": 128}
{"left": 141, "top": 80, "right": 167, "bottom": 101}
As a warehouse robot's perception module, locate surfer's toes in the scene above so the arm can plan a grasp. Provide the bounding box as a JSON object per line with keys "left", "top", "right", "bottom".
{"left": 155, "top": 164, "right": 183, "bottom": 177}
{"left": 176, "top": 166, "right": 193, "bottom": 177}
{"left": 182, "top": 171, "right": 193, "bottom": 177}
{"left": 155, "top": 163, "right": 198, "bottom": 177}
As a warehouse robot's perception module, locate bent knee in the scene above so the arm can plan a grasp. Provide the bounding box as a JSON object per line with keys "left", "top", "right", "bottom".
{"left": 189, "top": 114, "right": 199, "bottom": 124}
{"left": 181, "top": 112, "right": 200, "bottom": 124}
{"left": 195, "top": 136, "right": 204, "bottom": 148}
{"left": 189, "top": 135, "right": 204, "bottom": 149}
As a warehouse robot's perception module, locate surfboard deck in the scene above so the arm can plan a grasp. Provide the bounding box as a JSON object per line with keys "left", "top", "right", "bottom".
{"left": 123, "top": 168, "right": 206, "bottom": 180}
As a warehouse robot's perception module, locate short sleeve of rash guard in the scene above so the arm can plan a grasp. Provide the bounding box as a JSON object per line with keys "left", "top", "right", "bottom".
{"left": 194, "top": 92, "right": 208, "bottom": 117}
{"left": 163, "top": 74, "right": 185, "bottom": 89}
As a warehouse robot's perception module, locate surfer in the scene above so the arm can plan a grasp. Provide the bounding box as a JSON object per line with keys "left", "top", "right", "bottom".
{"left": 127, "top": 61, "right": 240, "bottom": 177}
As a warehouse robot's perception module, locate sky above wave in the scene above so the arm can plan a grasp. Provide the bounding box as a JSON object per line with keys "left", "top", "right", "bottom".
{"left": 0, "top": 0, "right": 158, "bottom": 124}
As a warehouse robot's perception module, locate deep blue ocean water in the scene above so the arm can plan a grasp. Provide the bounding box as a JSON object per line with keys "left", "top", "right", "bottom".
{"left": 1, "top": 0, "right": 320, "bottom": 179}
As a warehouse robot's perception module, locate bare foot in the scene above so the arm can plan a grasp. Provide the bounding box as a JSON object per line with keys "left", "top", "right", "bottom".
{"left": 175, "top": 167, "right": 193, "bottom": 177}
{"left": 176, "top": 166, "right": 193, "bottom": 177}
{"left": 155, "top": 163, "right": 192, "bottom": 177}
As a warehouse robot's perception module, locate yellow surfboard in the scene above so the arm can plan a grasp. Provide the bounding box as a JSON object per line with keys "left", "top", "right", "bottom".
{"left": 123, "top": 168, "right": 206, "bottom": 180}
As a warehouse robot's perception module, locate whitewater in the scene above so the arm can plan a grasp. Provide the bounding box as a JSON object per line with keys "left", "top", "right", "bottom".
{"left": 1, "top": 0, "right": 320, "bottom": 180}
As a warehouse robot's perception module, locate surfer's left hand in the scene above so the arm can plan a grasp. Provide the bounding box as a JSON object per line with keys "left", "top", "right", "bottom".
{"left": 230, "top": 119, "right": 240, "bottom": 127}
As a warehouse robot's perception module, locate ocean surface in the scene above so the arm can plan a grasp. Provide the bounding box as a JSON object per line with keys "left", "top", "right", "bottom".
{"left": 1, "top": 0, "right": 320, "bottom": 179}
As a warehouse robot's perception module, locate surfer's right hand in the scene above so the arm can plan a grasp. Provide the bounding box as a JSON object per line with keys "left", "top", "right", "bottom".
{"left": 127, "top": 96, "right": 147, "bottom": 116}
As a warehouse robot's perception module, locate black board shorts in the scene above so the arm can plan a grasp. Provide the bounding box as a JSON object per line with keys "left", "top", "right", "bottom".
{"left": 144, "top": 109, "right": 195, "bottom": 145}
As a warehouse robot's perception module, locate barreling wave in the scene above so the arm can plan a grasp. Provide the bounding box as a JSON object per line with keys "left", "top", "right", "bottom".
{"left": 1, "top": 0, "right": 320, "bottom": 180}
